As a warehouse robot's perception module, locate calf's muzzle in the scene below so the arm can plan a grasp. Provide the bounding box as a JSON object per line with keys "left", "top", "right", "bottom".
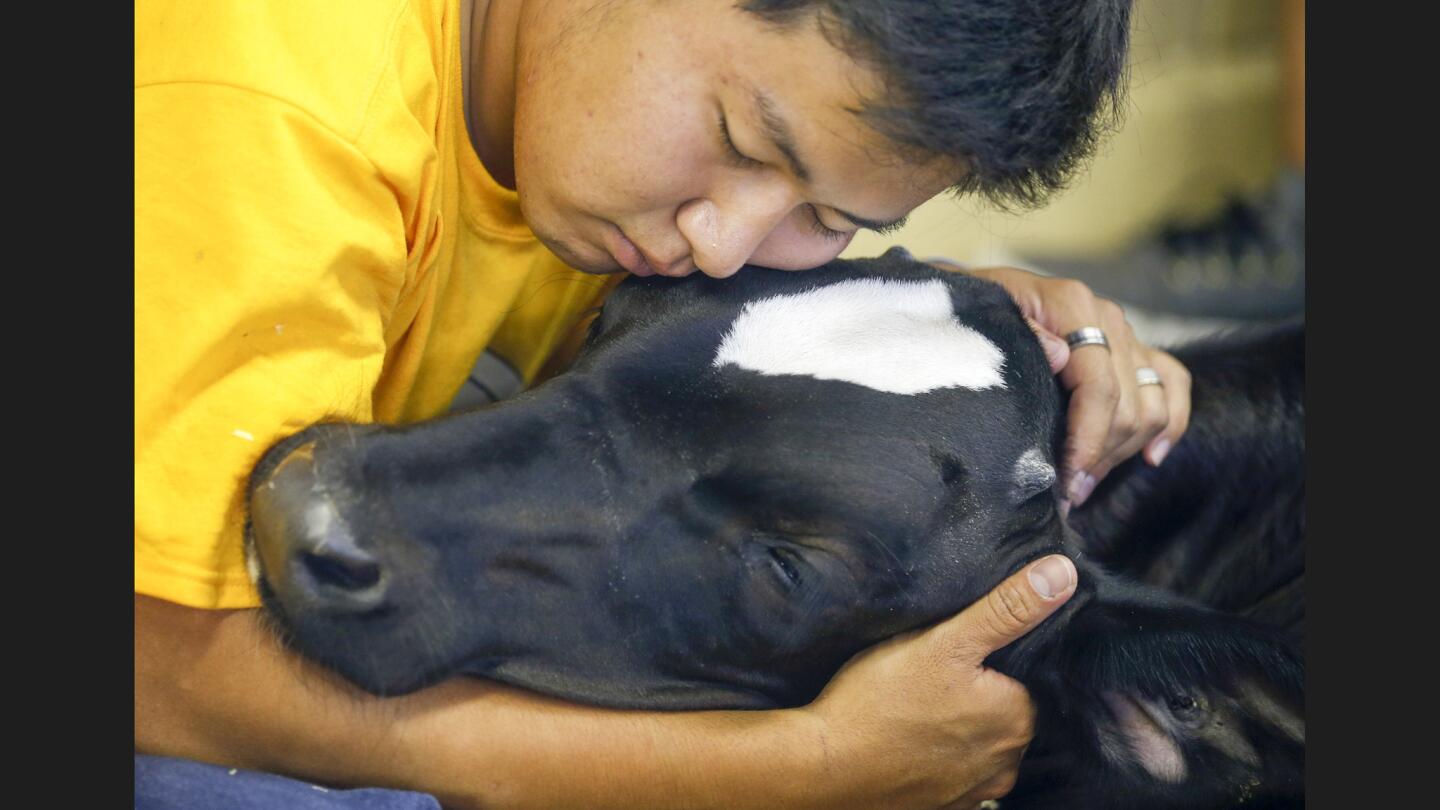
{"left": 250, "top": 438, "right": 389, "bottom": 614}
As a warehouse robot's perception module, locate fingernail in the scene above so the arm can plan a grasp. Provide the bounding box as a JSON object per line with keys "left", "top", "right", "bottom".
{"left": 1066, "top": 470, "right": 1096, "bottom": 507}
{"left": 1147, "top": 438, "right": 1172, "bottom": 466}
{"left": 1059, "top": 499, "right": 1072, "bottom": 519}
{"left": 1029, "top": 556, "right": 1076, "bottom": 600}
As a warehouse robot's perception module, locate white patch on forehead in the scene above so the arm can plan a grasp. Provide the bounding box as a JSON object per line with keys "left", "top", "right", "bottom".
{"left": 712, "top": 278, "right": 1007, "bottom": 394}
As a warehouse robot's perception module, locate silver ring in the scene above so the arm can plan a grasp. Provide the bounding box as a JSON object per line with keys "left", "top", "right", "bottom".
{"left": 1135, "top": 367, "right": 1163, "bottom": 387}
{"left": 1065, "top": 327, "right": 1109, "bottom": 351}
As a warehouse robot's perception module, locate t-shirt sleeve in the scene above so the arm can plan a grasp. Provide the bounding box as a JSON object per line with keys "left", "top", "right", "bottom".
{"left": 136, "top": 83, "right": 409, "bottom": 608}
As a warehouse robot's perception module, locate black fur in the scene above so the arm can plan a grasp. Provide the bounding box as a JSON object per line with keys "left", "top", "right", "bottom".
{"left": 245, "top": 253, "right": 1303, "bottom": 808}
{"left": 1074, "top": 325, "right": 1305, "bottom": 640}
{"left": 995, "top": 323, "right": 1305, "bottom": 808}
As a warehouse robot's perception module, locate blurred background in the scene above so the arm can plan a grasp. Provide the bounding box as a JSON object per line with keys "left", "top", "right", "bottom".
{"left": 843, "top": 0, "right": 1304, "bottom": 347}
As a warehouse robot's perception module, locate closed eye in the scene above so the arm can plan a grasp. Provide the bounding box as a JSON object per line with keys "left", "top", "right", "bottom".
{"left": 804, "top": 204, "right": 851, "bottom": 242}
{"left": 1165, "top": 693, "right": 1210, "bottom": 726}
{"left": 767, "top": 545, "right": 803, "bottom": 586}
{"left": 718, "top": 112, "right": 765, "bottom": 170}
{"left": 717, "top": 112, "right": 854, "bottom": 243}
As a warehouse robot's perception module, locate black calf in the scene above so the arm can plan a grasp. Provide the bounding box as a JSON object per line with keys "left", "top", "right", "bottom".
{"left": 246, "top": 251, "right": 1303, "bottom": 808}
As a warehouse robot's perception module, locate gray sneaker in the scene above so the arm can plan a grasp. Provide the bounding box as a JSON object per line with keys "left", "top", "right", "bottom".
{"left": 1022, "top": 171, "right": 1304, "bottom": 320}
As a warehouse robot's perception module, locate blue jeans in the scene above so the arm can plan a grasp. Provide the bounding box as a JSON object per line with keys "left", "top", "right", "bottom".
{"left": 134, "top": 755, "right": 441, "bottom": 810}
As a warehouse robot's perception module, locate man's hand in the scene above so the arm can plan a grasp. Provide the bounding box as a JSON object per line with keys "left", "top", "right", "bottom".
{"left": 802, "top": 554, "right": 1078, "bottom": 809}
{"left": 944, "top": 264, "right": 1192, "bottom": 509}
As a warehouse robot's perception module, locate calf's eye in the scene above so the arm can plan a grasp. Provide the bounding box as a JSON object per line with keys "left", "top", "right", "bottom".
{"left": 1166, "top": 694, "right": 1208, "bottom": 724}
{"left": 768, "top": 546, "right": 802, "bottom": 586}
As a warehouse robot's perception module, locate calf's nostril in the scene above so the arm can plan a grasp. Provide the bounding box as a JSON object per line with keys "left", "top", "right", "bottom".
{"left": 302, "top": 548, "right": 382, "bottom": 592}
{"left": 250, "top": 437, "right": 391, "bottom": 610}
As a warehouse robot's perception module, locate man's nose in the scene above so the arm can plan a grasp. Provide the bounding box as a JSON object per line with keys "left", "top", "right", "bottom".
{"left": 677, "top": 185, "right": 796, "bottom": 278}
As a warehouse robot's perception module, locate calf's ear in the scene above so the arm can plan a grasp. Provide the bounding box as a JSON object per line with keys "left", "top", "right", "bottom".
{"left": 1013, "top": 580, "right": 1304, "bottom": 807}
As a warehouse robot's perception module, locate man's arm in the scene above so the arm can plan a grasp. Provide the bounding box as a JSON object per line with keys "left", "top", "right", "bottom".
{"left": 136, "top": 593, "right": 818, "bottom": 809}
{"left": 136, "top": 555, "right": 1076, "bottom": 810}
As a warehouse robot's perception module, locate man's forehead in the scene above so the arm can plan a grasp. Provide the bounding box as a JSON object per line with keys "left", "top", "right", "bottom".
{"left": 712, "top": 277, "right": 1008, "bottom": 395}
{"left": 719, "top": 15, "right": 959, "bottom": 216}
{"left": 735, "top": 76, "right": 955, "bottom": 215}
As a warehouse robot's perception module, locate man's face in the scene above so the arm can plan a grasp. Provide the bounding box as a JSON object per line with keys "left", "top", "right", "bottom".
{"left": 511, "top": 0, "right": 959, "bottom": 278}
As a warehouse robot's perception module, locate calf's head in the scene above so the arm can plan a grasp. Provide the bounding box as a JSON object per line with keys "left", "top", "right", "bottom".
{"left": 247, "top": 250, "right": 1301, "bottom": 805}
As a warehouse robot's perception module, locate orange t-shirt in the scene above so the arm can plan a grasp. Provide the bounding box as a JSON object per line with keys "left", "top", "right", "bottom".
{"left": 136, "top": 0, "right": 612, "bottom": 608}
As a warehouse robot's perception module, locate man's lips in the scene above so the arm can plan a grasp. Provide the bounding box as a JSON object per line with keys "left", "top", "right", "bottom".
{"left": 607, "top": 225, "right": 656, "bottom": 277}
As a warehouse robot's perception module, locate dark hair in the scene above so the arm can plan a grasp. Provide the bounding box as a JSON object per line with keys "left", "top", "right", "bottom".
{"left": 740, "top": 0, "right": 1133, "bottom": 209}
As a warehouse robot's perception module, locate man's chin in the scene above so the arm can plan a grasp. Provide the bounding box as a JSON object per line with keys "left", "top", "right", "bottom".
{"left": 532, "top": 229, "right": 622, "bottom": 276}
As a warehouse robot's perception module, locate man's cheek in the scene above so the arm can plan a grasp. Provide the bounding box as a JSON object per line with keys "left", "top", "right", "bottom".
{"left": 747, "top": 221, "right": 855, "bottom": 271}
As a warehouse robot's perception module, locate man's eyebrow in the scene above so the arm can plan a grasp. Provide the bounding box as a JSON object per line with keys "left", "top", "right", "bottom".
{"left": 750, "top": 88, "right": 910, "bottom": 235}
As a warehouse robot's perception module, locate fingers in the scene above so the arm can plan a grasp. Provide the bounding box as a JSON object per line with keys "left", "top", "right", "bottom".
{"left": 946, "top": 771, "right": 1022, "bottom": 809}
{"left": 1056, "top": 327, "right": 1116, "bottom": 507}
{"left": 1052, "top": 296, "right": 1174, "bottom": 507}
{"left": 1082, "top": 302, "right": 1170, "bottom": 486}
{"left": 1142, "top": 349, "right": 1192, "bottom": 466}
{"left": 1132, "top": 382, "right": 1172, "bottom": 466}
{"left": 941, "top": 555, "right": 1078, "bottom": 667}
{"left": 957, "top": 267, "right": 1194, "bottom": 506}
{"left": 949, "top": 733, "right": 1029, "bottom": 806}
{"left": 1023, "top": 316, "right": 1070, "bottom": 374}
{"left": 1009, "top": 278, "right": 1123, "bottom": 503}
{"left": 971, "top": 768, "right": 1023, "bottom": 804}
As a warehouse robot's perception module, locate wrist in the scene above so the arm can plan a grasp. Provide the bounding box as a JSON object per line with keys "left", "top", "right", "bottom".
{"left": 750, "top": 706, "right": 839, "bottom": 810}
{"left": 779, "top": 704, "right": 862, "bottom": 810}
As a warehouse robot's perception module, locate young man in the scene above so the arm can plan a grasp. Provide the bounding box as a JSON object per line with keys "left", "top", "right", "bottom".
{"left": 136, "top": 1, "right": 1187, "bottom": 806}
